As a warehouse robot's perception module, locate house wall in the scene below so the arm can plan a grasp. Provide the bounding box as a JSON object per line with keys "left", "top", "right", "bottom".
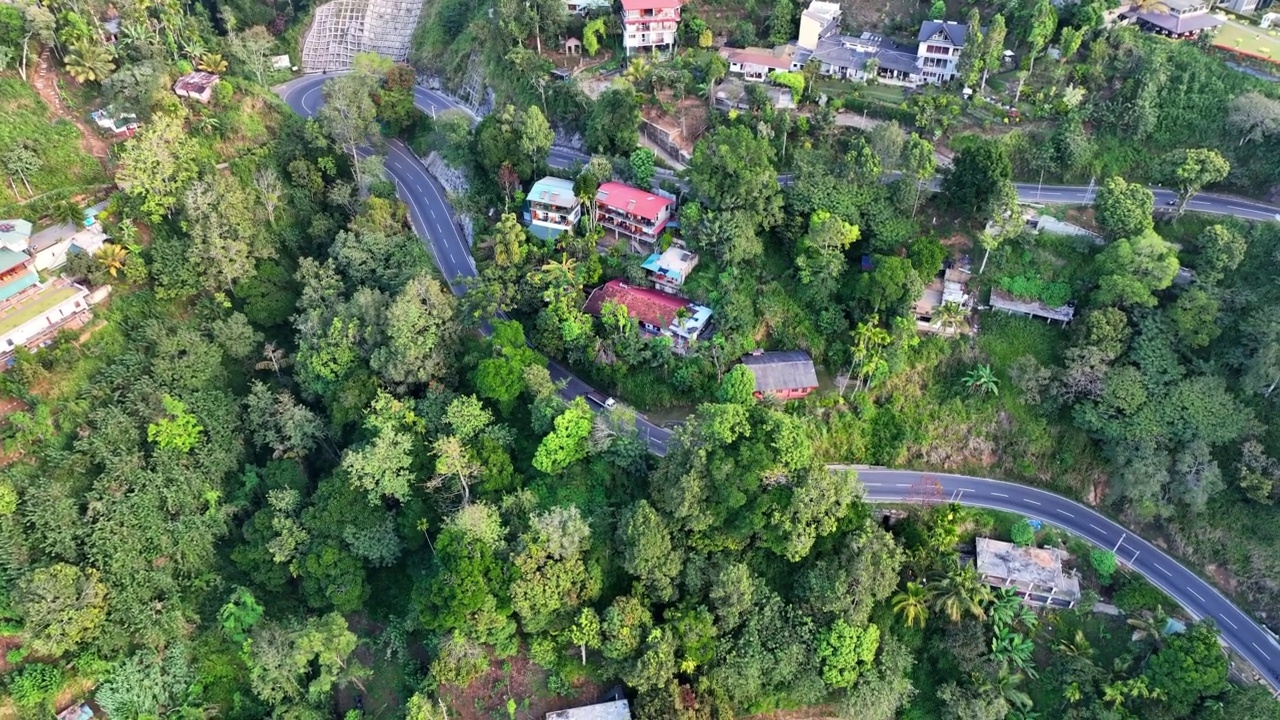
{"left": 754, "top": 386, "right": 815, "bottom": 400}
{"left": 622, "top": 8, "right": 680, "bottom": 53}
{"left": 0, "top": 289, "right": 92, "bottom": 353}
{"left": 33, "top": 239, "right": 72, "bottom": 272}
{"left": 916, "top": 36, "right": 962, "bottom": 83}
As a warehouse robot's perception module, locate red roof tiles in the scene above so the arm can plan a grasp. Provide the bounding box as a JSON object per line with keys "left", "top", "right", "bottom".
{"left": 595, "top": 182, "right": 673, "bottom": 223}
{"left": 621, "top": 0, "right": 682, "bottom": 10}
{"left": 583, "top": 279, "right": 690, "bottom": 330}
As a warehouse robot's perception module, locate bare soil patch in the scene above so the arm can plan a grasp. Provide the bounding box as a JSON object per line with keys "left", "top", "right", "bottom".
{"left": 31, "top": 51, "right": 112, "bottom": 168}
{"left": 443, "top": 654, "right": 605, "bottom": 720}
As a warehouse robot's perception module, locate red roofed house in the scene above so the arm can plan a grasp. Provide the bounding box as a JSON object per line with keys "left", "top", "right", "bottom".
{"left": 583, "top": 279, "right": 712, "bottom": 353}
{"left": 621, "top": 0, "right": 681, "bottom": 56}
{"left": 594, "top": 182, "right": 674, "bottom": 246}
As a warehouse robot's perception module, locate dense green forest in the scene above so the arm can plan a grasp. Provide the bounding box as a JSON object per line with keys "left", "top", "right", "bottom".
{"left": 1, "top": 0, "right": 1280, "bottom": 716}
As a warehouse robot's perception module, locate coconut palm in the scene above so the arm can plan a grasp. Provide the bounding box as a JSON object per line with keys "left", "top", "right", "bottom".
{"left": 95, "top": 243, "right": 128, "bottom": 277}
{"left": 984, "top": 669, "right": 1034, "bottom": 712}
{"left": 892, "top": 582, "right": 929, "bottom": 629}
{"left": 673, "top": 305, "right": 692, "bottom": 331}
{"left": 962, "top": 364, "right": 1000, "bottom": 395}
{"left": 256, "top": 342, "right": 292, "bottom": 376}
{"left": 64, "top": 40, "right": 116, "bottom": 83}
{"left": 927, "top": 566, "right": 993, "bottom": 623}
{"left": 197, "top": 52, "right": 228, "bottom": 74}
{"left": 1126, "top": 606, "right": 1168, "bottom": 647}
{"left": 932, "top": 300, "right": 967, "bottom": 335}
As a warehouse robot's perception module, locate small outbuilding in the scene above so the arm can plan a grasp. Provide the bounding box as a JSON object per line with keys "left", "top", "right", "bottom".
{"left": 740, "top": 349, "right": 819, "bottom": 400}
{"left": 173, "top": 71, "right": 221, "bottom": 103}
{"left": 989, "top": 287, "right": 1075, "bottom": 325}
{"left": 547, "top": 699, "right": 631, "bottom": 720}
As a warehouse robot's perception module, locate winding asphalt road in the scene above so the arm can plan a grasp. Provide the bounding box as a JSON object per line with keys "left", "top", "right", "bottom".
{"left": 275, "top": 73, "right": 1280, "bottom": 690}
{"left": 274, "top": 75, "right": 673, "bottom": 454}
{"left": 849, "top": 468, "right": 1280, "bottom": 691}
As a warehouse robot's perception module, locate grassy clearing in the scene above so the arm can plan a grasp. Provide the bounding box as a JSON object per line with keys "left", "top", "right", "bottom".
{"left": 0, "top": 77, "right": 107, "bottom": 207}
{"left": 1212, "top": 19, "right": 1280, "bottom": 65}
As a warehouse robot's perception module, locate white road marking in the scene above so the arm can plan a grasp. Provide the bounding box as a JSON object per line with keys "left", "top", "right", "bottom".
{"left": 959, "top": 488, "right": 975, "bottom": 493}
{"left": 430, "top": 210, "right": 437, "bottom": 219}
{"left": 1253, "top": 643, "right": 1272, "bottom": 660}
{"left": 1024, "top": 499, "right": 1041, "bottom": 506}
{"left": 1223, "top": 617, "right": 1239, "bottom": 630}
{"left": 416, "top": 184, "right": 423, "bottom": 192}
{"left": 1188, "top": 588, "right": 1206, "bottom": 602}
{"left": 991, "top": 492, "right": 1009, "bottom": 498}
{"left": 1089, "top": 523, "right": 1106, "bottom": 533}
{"left": 863, "top": 483, "right": 883, "bottom": 486}
{"left": 894, "top": 483, "right": 910, "bottom": 487}
{"left": 1154, "top": 564, "right": 1172, "bottom": 577}
{"left": 1056, "top": 509, "right": 1075, "bottom": 518}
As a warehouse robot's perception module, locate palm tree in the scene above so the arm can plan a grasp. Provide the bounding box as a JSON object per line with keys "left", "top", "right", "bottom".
{"left": 673, "top": 305, "right": 692, "bottom": 331}
{"left": 1127, "top": 606, "right": 1168, "bottom": 647}
{"left": 932, "top": 301, "right": 967, "bottom": 335}
{"left": 988, "top": 587, "right": 1022, "bottom": 627}
{"left": 95, "top": 244, "right": 128, "bottom": 277}
{"left": 1055, "top": 629, "right": 1094, "bottom": 660}
{"left": 893, "top": 582, "right": 929, "bottom": 628}
{"left": 64, "top": 41, "right": 116, "bottom": 83}
{"left": 623, "top": 56, "right": 653, "bottom": 92}
{"left": 962, "top": 364, "right": 1000, "bottom": 395}
{"left": 112, "top": 218, "right": 141, "bottom": 254}
{"left": 198, "top": 52, "right": 228, "bottom": 74}
{"left": 927, "top": 566, "right": 992, "bottom": 623}
{"left": 991, "top": 626, "right": 1036, "bottom": 673}
{"left": 182, "top": 38, "right": 207, "bottom": 61}
{"left": 986, "top": 669, "right": 1034, "bottom": 712}
{"left": 256, "top": 342, "right": 292, "bottom": 377}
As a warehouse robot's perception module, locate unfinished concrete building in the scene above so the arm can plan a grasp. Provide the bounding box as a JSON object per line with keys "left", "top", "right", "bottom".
{"left": 301, "top": 0, "right": 424, "bottom": 72}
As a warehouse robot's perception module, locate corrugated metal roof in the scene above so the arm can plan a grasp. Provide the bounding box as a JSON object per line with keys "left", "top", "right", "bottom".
{"left": 741, "top": 350, "right": 819, "bottom": 393}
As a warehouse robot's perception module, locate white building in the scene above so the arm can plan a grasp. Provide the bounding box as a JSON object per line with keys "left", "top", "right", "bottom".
{"left": 916, "top": 20, "right": 969, "bottom": 83}
{"left": 566, "top": 0, "right": 610, "bottom": 14}
{"left": 524, "top": 177, "right": 582, "bottom": 241}
{"left": 621, "top": 0, "right": 681, "bottom": 56}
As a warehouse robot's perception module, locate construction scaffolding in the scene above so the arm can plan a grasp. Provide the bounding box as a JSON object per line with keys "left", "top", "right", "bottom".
{"left": 301, "top": 0, "right": 425, "bottom": 73}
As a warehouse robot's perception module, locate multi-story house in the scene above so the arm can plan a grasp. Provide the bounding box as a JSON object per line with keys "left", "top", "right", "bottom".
{"left": 641, "top": 244, "right": 699, "bottom": 294}
{"left": 524, "top": 177, "right": 582, "bottom": 241}
{"left": 620, "top": 0, "right": 681, "bottom": 56}
{"left": 594, "top": 182, "right": 674, "bottom": 245}
{"left": 916, "top": 20, "right": 968, "bottom": 84}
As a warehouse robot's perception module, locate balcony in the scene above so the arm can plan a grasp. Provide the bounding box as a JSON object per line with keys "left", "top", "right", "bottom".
{"left": 530, "top": 208, "right": 580, "bottom": 227}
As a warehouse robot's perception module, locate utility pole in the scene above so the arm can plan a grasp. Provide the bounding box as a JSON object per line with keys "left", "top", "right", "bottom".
{"left": 1084, "top": 175, "right": 1096, "bottom": 204}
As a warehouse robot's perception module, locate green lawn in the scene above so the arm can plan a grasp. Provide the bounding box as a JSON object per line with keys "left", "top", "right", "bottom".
{"left": 0, "top": 285, "right": 80, "bottom": 336}
{"left": 1212, "top": 19, "right": 1280, "bottom": 65}
{"left": 0, "top": 76, "right": 108, "bottom": 208}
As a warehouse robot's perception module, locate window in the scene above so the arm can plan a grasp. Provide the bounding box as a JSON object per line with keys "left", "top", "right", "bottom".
{"left": 926, "top": 44, "right": 950, "bottom": 55}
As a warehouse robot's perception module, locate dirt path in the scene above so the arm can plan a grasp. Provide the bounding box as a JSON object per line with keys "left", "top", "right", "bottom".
{"left": 32, "top": 50, "right": 112, "bottom": 168}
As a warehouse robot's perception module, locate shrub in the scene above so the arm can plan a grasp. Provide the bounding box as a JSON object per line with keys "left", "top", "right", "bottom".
{"left": 1090, "top": 548, "right": 1118, "bottom": 584}
{"left": 996, "top": 274, "right": 1072, "bottom": 307}
{"left": 7, "top": 662, "right": 64, "bottom": 708}
{"left": 1113, "top": 574, "right": 1173, "bottom": 614}
{"left": 1010, "top": 519, "right": 1035, "bottom": 546}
